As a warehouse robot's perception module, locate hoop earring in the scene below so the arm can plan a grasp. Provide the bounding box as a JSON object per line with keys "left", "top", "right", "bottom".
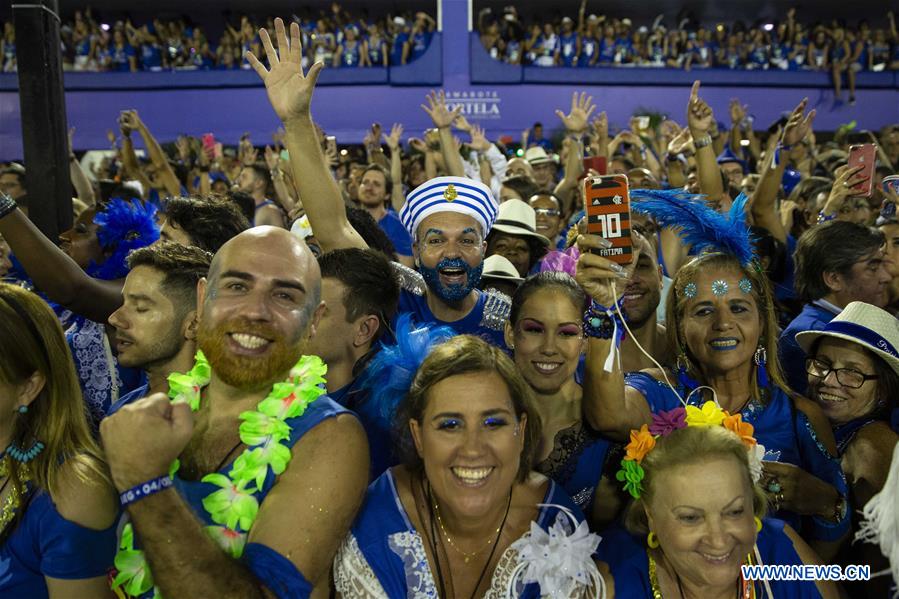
{"left": 754, "top": 517, "right": 763, "bottom": 532}
{"left": 754, "top": 345, "right": 769, "bottom": 391}
{"left": 647, "top": 531, "right": 660, "bottom": 549}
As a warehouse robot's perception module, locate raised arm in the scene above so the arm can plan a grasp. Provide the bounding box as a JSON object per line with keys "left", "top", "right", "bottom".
{"left": 749, "top": 98, "right": 815, "bottom": 244}
{"left": 68, "top": 128, "right": 96, "bottom": 206}
{"left": 118, "top": 114, "right": 151, "bottom": 197}
{"left": 0, "top": 206, "right": 123, "bottom": 322}
{"left": 247, "top": 18, "right": 366, "bottom": 252}
{"left": 264, "top": 145, "right": 298, "bottom": 213}
{"left": 422, "top": 90, "right": 465, "bottom": 178}
{"left": 129, "top": 111, "right": 182, "bottom": 198}
{"left": 575, "top": 233, "right": 653, "bottom": 441}
{"left": 686, "top": 80, "right": 725, "bottom": 201}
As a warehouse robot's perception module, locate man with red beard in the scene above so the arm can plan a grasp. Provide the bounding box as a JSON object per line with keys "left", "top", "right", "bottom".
{"left": 619, "top": 232, "right": 672, "bottom": 371}
{"left": 249, "top": 19, "right": 510, "bottom": 349}
{"left": 101, "top": 226, "right": 369, "bottom": 598}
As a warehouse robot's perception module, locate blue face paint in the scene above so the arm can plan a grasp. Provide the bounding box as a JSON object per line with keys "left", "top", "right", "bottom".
{"left": 420, "top": 257, "right": 484, "bottom": 303}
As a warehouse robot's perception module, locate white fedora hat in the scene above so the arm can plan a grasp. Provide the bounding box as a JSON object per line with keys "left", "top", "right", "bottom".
{"left": 524, "top": 146, "right": 555, "bottom": 166}
{"left": 481, "top": 254, "right": 524, "bottom": 285}
{"left": 490, "top": 199, "right": 551, "bottom": 246}
{"left": 796, "top": 301, "right": 899, "bottom": 378}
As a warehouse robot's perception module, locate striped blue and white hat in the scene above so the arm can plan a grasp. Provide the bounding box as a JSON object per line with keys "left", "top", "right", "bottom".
{"left": 796, "top": 301, "right": 899, "bottom": 378}
{"left": 399, "top": 176, "right": 498, "bottom": 240}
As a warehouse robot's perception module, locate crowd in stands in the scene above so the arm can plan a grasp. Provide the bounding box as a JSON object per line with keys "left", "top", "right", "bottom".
{"left": 0, "top": 4, "right": 435, "bottom": 73}
{"left": 479, "top": 3, "right": 899, "bottom": 103}
{"left": 3, "top": 13, "right": 899, "bottom": 599}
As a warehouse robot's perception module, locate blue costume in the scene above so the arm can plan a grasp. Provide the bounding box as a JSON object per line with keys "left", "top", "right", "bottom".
{"left": 598, "top": 519, "right": 822, "bottom": 599}
{"left": 389, "top": 31, "right": 408, "bottom": 65}
{"left": 407, "top": 31, "right": 431, "bottom": 62}
{"left": 534, "top": 422, "right": 612, "bottom": 513}
{"left": 558, "top": 33, "right": 578, "bottom": 67}
{"left": 110, "top": 43, "right": 136, "bottom": 71}
{"left": 597, "top": 39, "right": 616, "bottom": 64}
{"left": 392, "top": 262, "right": 510, "bottom": 350}
{"left": 139, "top": 42, "right": 163, "bottom": 70}
{"left": 0, "top": 490, "right": 117, "bottom": 598}
{"left": 779, "top": 301, "right": 840, "bottom": 395}
{"left": 625, "top": 373, "right": 849, "bottom": 542}
{"left": 334, "top": 470, "right": 586, "bottom": 597}
{"left": 113, "top": 391, "right": 351, "bottom": 599}
{"left": 366, "top": 37, "right": 386, "bottom": 66}
{"left": 579, "top": 37, "right": 599, "bottom": 66}
{"left": 339, "top": 40, "right": 362, "bottom": 67}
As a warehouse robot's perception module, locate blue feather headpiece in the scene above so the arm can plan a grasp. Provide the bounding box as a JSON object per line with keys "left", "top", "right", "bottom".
{"left": 359, "top": 313, "right": 457, "bottom": 425}
{"left": 88, "top": 199, "right": 160, "bottom": 280}
{"left": 630, "top": 189, "right": 755, "bottom": 266}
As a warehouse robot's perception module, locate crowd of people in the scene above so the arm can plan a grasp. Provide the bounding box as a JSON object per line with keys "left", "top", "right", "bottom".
{"left": 2, "top": 13, "right": 899, "bottom": 599}
{"left": 0, "top": 4, "right": 435, "bottom": 73}
{"left": 479, "top": 3, "right": 899, "bottom": 104}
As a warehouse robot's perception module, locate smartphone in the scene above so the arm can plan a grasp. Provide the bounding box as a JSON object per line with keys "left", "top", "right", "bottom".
{"left": 635, "top": 116, "right": 650, "bottom": 131}
{"left": 582, "top": 156, "right": 608, "bottom": 178}
{"left": 201, "top": 133, "right": 216, "bottom": 159}
{"left": 848, "top": 143, "right": 876, "bottom": 197}
{"left": 325, "top": 135, "right": 337, "bottom": 155}
{"left": 584, "top": 174, "right": 634, "bottom": 265}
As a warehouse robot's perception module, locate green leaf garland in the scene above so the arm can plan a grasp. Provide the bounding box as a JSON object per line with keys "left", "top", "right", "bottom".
{"left": 110, "top": 351, "right": 327, "bottom": 597}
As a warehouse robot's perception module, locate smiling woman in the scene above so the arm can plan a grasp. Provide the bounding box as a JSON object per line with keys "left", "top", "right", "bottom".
{"left": 333, "top": 335, "right": 604, "bottom": 598}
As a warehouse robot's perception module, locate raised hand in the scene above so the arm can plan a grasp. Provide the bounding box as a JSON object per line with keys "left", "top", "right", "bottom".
{"left": 729, "top": 98, "right": 748, "bottom": 124}
{"left": 454, "top": 113, "right": 473, "bottom": 133}
{"left": 667, "top": 127, "right": 693, "bottom": 156}
{"left": 384, "top": 123, "right": 404, "bottom": 152}
{"left": 422, "top": 90, "right": 461, "bottom": 129}
{"left": 556, "top": 91, "right": 596, "bottom": 134}
{"left": 686, "top": 80, "right": 715, "bottom": 137}
{"left": 408, "top": 137, "right": 427, "bottom": 153}
{"left": 781, "top": 98, "right": 815, "bottom": 147}
{"left": 822, "top": 164, "right": 868, "bottom": 216}
{"left": 469, "top": 124, "right": 491, "bottom": 152}
{"left": 575, "top": 233, "right": 637, "bottom": 306}
{"left": 591, "top": 111, "right": 609, "bottom": 140}
{"left": 264, "top": 145, "right": 280, "bottom": 170}
{"left": 246, "top": 18, "right": 323, "bottom": 123}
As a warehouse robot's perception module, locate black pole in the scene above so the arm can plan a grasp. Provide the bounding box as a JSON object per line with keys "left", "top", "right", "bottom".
{"left": 13, "top": 0, "right": 72, "bottom": 239}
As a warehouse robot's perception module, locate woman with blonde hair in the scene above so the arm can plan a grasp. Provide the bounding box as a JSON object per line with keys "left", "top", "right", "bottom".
{"left": 599, "top": 419, "right": 839, "bottom": 598}
{"left": 0, "top": 282, "right": 118, "bottom": 597}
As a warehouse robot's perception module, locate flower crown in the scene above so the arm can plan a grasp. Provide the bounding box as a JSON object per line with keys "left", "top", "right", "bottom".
{"left": 616, "top": 401, "right": 765, "bottom": 499}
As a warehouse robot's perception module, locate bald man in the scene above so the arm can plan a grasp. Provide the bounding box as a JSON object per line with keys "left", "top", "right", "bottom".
{"left": 101, "top": 227, "right": 369, "bottom": 598}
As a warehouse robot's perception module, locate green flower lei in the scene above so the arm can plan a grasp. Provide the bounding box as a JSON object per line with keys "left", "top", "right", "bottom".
{"left": 111, "top": 351, "right": 327, "bottom": 598}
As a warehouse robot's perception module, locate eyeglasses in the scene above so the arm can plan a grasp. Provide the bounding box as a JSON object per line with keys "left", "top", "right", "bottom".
{"left": 533, "top": 208, "right": 560, "bottom": 217}
{"left": 805, "top": 357, "right": 878, "bottom": 389}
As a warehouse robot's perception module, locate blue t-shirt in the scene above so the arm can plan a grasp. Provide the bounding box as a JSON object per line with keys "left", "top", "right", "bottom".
{"left": 331, "top": 371, "right": 397, "bottom": 481}
{"left": 378, "top": 211, "right": 413, "bottom": 257}
{"left": 579, "top": 37, "right": 599, "bottom": 66}
{"left": 389, "top": 32, "right": 409, "bottom": 65}
{"left": 366, "top": 37, "right": 386, "bottom": 66}
{"left": 339, "top": 41, "right": 362, "bottom": 67}
{"left": 407, "top": 31, "right": 431, "bottom": 62}
{"left": 779, "top": 302, "right": 838, "bottom": 394}
{"left": 139, "top": 43, "right": 163, "bottom": 70}
{"left": 111, "top": 43, "right": 136, "bottom": 72}
{"left": 0, "top": 490, "right": 117, "bottom": 598}
{"left": 558, "top": 33, "right": 578, "bottom": 66}
{"left": 626, "top": 374, "right": 849, "bottom": 542}
{"left": 598, "top": 519, "right": 822, "bottom": 599}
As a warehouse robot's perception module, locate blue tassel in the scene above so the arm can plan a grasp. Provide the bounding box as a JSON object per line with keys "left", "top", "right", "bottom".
{"left": 677, "top": 363, "right": 703, "bottom": 395}
{"left": 755, "top": 347, "right": 770, "bottom": 390}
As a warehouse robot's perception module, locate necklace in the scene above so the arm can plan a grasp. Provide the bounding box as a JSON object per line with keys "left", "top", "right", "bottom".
{"left": 433, "top": 494, "right": 509, "bottom": 563}
{"left": 111, "top": 351, "right": 328, "bottom": 599}
{"left": 648, "top": 551, "right": 756, "bottom": 599}
{"left": 0, "top": 456, "right": 28, "bottom": 534}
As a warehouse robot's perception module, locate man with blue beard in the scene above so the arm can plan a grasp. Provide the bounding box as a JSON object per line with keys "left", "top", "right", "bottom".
{"left": 248, "top": 18, "right": 510, "bottom": 349}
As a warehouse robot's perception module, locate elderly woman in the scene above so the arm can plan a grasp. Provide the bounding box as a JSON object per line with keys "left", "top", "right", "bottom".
{"left": 798, "top": 301, "right": 899, "bottom": 597}
{"left": 578, "top": 194, "right": 850, "bottom": 558}
{"left": 0, "top": 283, "right": 118, "bottom": 597}
{"left": 505, "top": 272, "right": 615, "bottom": 527}
{"left": 333, "top": 335, "right": 602, "bottom": 598}
{"left": 599, "top": 421, "right": 838, "bottom": 599}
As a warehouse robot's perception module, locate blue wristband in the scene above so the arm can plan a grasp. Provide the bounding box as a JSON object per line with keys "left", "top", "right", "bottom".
{"left": 119, "top": 475, "right": 174, "bottom": 507}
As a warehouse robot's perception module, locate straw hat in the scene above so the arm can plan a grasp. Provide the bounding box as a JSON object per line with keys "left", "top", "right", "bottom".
{"left": 524, "top": 146, "right": 555, "bottom": 166}
{"left": 481, "top": 254, "right": 524, "bottom": 285}
{"left": 490, "top": 199, "right": 551, "bottom": 246}
{"left": 796, "top": 301, "right": 899, "bottom": 377}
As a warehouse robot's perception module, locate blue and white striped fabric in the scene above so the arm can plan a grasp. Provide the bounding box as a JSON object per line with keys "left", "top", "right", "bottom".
{"left": 399, "top": 176, "right": 498, "bottom": 240}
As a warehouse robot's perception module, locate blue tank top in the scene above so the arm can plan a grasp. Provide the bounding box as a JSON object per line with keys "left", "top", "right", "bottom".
{"left": 339, "top": 40, "right": 362, "bottom": 67}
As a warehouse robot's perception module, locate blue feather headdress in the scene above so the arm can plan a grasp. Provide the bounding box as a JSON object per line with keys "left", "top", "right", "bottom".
{"left": 630, "top": 189, "right": 755, "bottom": 266}
{"left": 359, "top": 313, "right": 457, "bottom": 425}
{"left": 88, "top": 199, "right": 160, "bottom": 280}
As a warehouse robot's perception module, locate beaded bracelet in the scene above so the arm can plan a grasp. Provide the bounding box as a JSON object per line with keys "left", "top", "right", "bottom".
{"left": 583, "top": 299, "right": 627, "bottom": 339}
{"left": 817, "top": 211, "right": 836, "bottom": 225}
{"left": 694, "top": 135, "right": 713, "bottom": 149}
{"left": 119, "top": 475, "right": 173, "bottom": 507}
{"left": 0, "top": 191, "right": 16, "bottom": 219}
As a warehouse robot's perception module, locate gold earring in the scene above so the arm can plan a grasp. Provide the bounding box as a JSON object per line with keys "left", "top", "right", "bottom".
{"left": 754, "top": 517, "right": 762, "bottom": 532}
{"left": 647, "top": 532, "right": 659, "bottom": 548}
